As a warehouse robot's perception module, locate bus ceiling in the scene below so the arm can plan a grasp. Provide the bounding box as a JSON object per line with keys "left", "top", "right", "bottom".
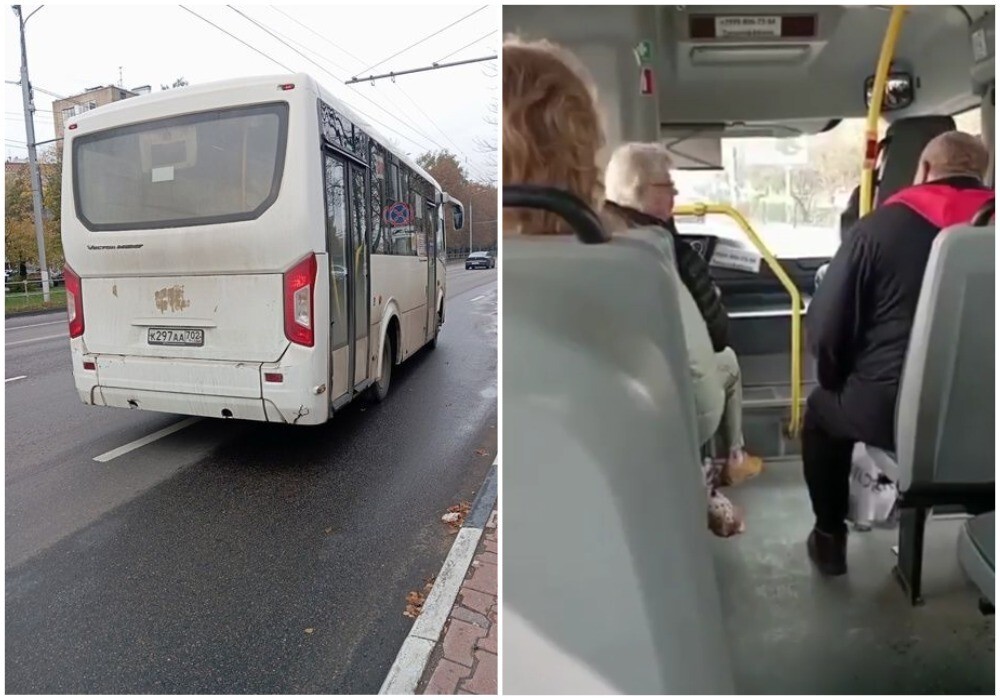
{"left": 503, "top": 5, "right": 993, "bottom": 145}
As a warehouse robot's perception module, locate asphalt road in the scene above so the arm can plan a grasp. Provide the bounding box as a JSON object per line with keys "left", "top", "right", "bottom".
{"left": 5, "top": 264, "right": 497, "bottom": 694}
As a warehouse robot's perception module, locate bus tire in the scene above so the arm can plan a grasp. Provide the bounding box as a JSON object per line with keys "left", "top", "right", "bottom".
{"left": 373, "top": 337, "right": 392, "bottom": 402}
{"left": 428, "top": 305, "right": 443, "bottom": 350}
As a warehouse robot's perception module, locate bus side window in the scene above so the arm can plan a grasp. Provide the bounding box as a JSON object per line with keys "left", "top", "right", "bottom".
{"left": 413, "top": 191, "right": 425, "bottom": 257}
{"left": 426, "top": 199, "right": 438, "bottom": 258}
{"left": 389, "top": 164, "right": 414, "bottom": 257}
{"left": 386, "top": 159, "right": 408, "bottom": 256}
{"left": 436, "top": 204, "right": 446, "bottom": 260}
{"left": 324, "top": 155, "right": 349, "bottom": 349}
{"left": 369, "top": 142, "right": 386, "bottom": 254}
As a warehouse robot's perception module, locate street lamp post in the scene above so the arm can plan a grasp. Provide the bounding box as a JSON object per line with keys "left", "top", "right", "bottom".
{"left": 13, "top": 4, "right": 51, "bottom": 302}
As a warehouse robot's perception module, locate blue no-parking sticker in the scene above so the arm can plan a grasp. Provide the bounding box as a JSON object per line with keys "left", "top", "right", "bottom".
{"left": 384, "top": 201, "right": 412, "bottom": 227}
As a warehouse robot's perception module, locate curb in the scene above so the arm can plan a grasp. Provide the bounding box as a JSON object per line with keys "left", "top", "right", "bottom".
{"left": 380, "top": 460, "right": 498, "bottom": 695}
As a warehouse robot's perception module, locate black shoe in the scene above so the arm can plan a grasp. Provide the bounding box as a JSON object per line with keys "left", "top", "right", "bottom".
{"left": 807, "top": 528, "right": 847, "bottom": 576}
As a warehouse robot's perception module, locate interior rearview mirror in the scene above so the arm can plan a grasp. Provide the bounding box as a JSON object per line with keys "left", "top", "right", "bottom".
{"left": 452, "top": 204, "right": 464, "bottom": 231}
{"left": 864, "top": 72, "right": 914, "bottom": 112}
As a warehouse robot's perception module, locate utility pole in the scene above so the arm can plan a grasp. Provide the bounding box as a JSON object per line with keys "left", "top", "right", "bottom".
{"left": 468, "top": 199, "right": 473, "bottom": 255}
{"left": 13, "top": 5, "right": 51, "bottom": 302}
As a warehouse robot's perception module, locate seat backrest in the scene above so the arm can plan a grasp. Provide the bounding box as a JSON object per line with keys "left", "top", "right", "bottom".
{"left": 503, "top": 232, "right": 734, "bottom": 694}
{"left": 840, "top": 185, "right": 862, "bottom": 245}
{"left": 876, "top": 115, "right": 956, "bottom": 207}
{"left": 895, "top": 225, "right": 995, "bottom": 491}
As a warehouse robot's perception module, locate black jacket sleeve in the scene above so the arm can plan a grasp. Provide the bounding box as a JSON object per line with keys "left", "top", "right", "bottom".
{"left": 807, "top": 224, "right": 871, "bottom": 391}
{"left": 674, "top": 237, "right": 730, "bottom": 352}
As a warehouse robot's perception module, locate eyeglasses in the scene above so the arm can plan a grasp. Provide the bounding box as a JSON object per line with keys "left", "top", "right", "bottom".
{"left": 647, "top": 181, "right": 677, "bottom": 192}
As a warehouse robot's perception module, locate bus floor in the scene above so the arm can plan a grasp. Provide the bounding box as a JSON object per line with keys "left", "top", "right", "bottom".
{"left": 715, "top": 462, "right": 995, "bottom": 694}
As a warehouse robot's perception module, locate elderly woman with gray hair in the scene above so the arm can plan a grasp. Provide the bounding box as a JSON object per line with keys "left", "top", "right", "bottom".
{"left": 603, "top": 142, "right": 762, "bottom": 488}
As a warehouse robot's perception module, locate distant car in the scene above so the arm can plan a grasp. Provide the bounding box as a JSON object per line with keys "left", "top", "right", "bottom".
{"left": 465, "top": 251, "right": 495, "bottom": 270}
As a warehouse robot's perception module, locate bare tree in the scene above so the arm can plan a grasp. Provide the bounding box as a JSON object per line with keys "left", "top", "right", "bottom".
{"left": 473, "top": 55, "right": 498, "bottom": 178}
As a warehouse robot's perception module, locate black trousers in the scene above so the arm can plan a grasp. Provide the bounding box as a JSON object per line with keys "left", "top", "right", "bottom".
{"left": 802, "top": 385, "right": 895, "bottom": 534}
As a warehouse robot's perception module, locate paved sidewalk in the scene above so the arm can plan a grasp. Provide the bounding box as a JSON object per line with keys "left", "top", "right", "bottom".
{"left": 418, "top": 508, "right": 498, "bottom": 695}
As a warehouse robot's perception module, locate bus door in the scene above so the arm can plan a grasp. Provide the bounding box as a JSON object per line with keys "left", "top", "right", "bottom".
{"left": 425, "top": 200, "right": 438, "bottom": 340}
{"left": 323, "top": 152, "right": 370, "bottom": 405}
{"left": 348, "top": 163, "right": 370, "bottom": 390}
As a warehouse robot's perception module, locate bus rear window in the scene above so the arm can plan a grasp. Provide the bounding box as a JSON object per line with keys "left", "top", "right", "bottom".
{"left": 73, "top": 102, "right": 289, "bottom": 231}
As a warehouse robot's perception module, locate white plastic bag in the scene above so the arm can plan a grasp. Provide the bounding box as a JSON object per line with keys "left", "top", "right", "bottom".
{"left": 848, "top": 443, "right": 899, "bottom": 530}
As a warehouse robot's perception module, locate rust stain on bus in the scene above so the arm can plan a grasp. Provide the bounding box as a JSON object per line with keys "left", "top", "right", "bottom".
{"left": 154, "top": 285, "right": 191, "bottom": 313}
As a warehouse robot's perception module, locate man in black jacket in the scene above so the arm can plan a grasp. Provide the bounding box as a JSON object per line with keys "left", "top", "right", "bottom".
{"left": 804, "top": 131, "right": 992, "bottom": 576}
{"left": 604, "top": 142, "right": 762, "bottom": 485}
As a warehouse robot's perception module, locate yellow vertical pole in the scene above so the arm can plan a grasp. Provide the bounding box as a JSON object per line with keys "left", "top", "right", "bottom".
{"left": 859, "top": 6, "right": 907, "bottom": 217}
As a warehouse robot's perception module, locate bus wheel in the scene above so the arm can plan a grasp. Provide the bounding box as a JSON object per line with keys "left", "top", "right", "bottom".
{"left": 429, "top": 306, "right": 442, "bottom": 350}
{"left": 373, "top": 338, "right": 392, "bottom": 402}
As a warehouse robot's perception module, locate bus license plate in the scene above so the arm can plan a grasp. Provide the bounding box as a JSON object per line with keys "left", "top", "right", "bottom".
{"left": 147, "top": 327, "right": 204, "bottom": 347}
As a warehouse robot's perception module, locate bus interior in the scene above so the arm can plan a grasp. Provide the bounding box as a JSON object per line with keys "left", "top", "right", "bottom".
{"left": 503, "top": 5, "right": 995, "bottom": 694}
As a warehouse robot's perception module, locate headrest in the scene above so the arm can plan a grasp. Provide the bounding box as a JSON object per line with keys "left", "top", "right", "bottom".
{"left": 876, "top": 115, "right": 956, "bottom": 207}
{"left": 503, "top": 185, "right": 610, "bottom": 244}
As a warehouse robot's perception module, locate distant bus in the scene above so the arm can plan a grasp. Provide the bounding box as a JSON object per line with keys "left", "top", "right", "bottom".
{"left": 61, "top": 73, "right": 464, "bottom": 425}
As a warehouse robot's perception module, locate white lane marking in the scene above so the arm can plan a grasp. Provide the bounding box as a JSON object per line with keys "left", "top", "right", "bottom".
{"left": 6, "top": 319, "right": 66, "bottom": 330}
{"left": 5, "top": 333, "right": 68, "bottom": 347}
{"left": 93, "top": 417, "right": 202, "bottom": 463}
{"left": 470, "top": 295, "right": 485, "bottom": 302}
{"left": 5, "top": 375, "right": 27, "bottom": 383}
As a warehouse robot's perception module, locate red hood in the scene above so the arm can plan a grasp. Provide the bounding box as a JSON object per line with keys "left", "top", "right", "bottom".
{"left": 884, "top": 183, "right": 994, "bottom": 229}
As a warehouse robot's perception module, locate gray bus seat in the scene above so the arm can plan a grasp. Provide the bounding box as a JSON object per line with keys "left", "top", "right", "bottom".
{"left": 875, "top": 115, "right": 956, "bottom": 207}
{"left": 616, "top": 227, "right": 725, "bottom": 446}
{"left": 957, "top": 511, "right": 995, "bottom": 609}
{"left": 504, "top": 230, "right": 735, "bottom": 694}
{"left": 891, "top": 224, "right": 995, "bottom": 605}
{"left": 972, "top": 199, "right": 995, "bottom": 226}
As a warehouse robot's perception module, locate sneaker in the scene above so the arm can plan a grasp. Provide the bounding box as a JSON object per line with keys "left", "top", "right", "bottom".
{"left": 720, "top": 450, "right": 763, "bottom": 486}
{"left": 807, "top": 528, "right": 847, "bottom": 576}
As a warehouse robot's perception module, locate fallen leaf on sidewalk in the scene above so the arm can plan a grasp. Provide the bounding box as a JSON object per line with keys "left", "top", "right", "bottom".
{"left": 475, "top": 449, "right": 488, "bottom": 457}
{"left": 404, "top": 590, "right": 426, "bottom": 618}
{"left": 305, "top": 628, "right": 314, "bottom": 634}
{"left": 442, "top": 501, "right": 472, "bottom": 529}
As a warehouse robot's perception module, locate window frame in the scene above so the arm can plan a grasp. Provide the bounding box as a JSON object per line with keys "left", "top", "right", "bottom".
{"left": 72, "top": 101, "right": 290, "bottom": 232}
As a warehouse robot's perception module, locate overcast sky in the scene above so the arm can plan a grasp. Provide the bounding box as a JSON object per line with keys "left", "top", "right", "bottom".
{"left": 4, "top": 4, "right": 498, "bottom": 182}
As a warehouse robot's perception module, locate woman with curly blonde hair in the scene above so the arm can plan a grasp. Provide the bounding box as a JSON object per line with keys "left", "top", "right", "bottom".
{"left": 502, "top": 36, "right": 605, "bottom": 235}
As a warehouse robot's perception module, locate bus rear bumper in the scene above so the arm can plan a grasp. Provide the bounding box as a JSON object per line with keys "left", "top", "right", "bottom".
{"left": 91, "top": 386, "right": 271, "bottom": 422}
{"left": 72, "top": 351, "right": 328, "bottom": 426}
{"left": 79, "top": 385, "right": 328, "bottom": 426}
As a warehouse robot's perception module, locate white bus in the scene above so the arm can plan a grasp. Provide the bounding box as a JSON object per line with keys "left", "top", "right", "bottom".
{"left": 61, "top": 73, "right": 464, "bottom": 425}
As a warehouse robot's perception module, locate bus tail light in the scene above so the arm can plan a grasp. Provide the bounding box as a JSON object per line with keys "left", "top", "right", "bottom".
{"left": 65, "top": 265, "right": 85, "bottom": 338}
{"left": 284, "top": 253, "right": 317, "bottom": 347}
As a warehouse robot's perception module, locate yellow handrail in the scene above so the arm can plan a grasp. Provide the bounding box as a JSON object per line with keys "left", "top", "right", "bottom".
{"left": 674, "top": 203, "right": 804, "bottom": 436}
{"left": 859, "top": 5, "right": 907, "bottom": 217}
